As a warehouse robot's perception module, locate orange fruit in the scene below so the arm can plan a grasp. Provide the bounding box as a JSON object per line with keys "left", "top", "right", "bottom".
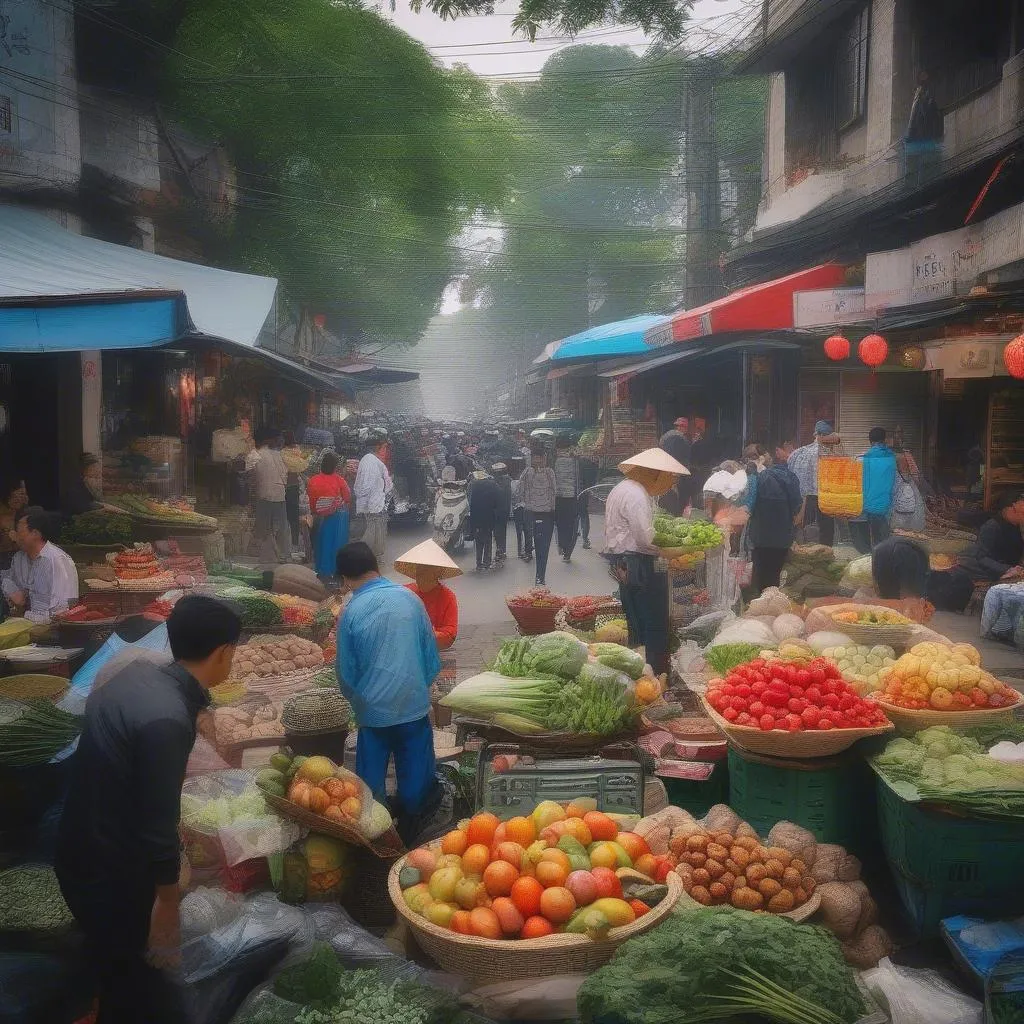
{"left": 504, "top": 816, "right": 537, "bottom": 847}
{"left": 482, "top": 859, "right": 519, "bottom": 897}
{"left": 520, "top": 915, "right": 555, "bottom": 939}
{"left": 466, "top": 812, "right": 500, "bottom": 848}
{"left": 589, "top": 842, "right": 621, "bottom": 870}
{"left": 583, "top": 811, "right": 618, "bottom": 842}
{"left": 634, "top": 853, "right": 658, "bottom": 879}
{"left": 492, "top": 842, "right": 525, "bottom": 870}
{"left": 616, "top": 833, "right": 650, "bottom": 863}
{"left": 491, "top": 896, "right": 525, "bottom": 937}
{"left": 539, "top": 848, "right": 571, "bottom": 873}
{"left": 535, "top": 859, "right": 568, "bottom": 889}
{"left": 539, "top": 886, "right": 576, "bottom": 924}
{"left": 469, "top": 906, "right": 502, "bottom": 939}
{"left": 491, "top": 822, "right": 508, "bottom": 848}
{"left": 450, "top": 910, "right": 473, "bottom": 934}
{"left": 462, "top": 843, "right": 491, "bottom": 877}
{"left": 441, "top": 830, "right": 468, "bottom": 856}
{"left": 510, "top": 875, "right": 544, "bottom": 918}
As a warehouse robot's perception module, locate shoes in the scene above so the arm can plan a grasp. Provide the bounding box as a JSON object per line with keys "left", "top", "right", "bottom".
{"left": 524, "top": 554, "right": 533, "bottom": 563}
{"left": 582, "top": 540, "right": 591, "bottom": 549}
{"left": 562, "top": 554, "right": 571, "bottom": 563}
{"left": 536, "top": 578, "right": 545, "bottom": 586}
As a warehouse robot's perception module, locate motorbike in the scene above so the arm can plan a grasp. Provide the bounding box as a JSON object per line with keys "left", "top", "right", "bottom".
{"left": 432, "top": 478, "right": 470, "bottom": 554}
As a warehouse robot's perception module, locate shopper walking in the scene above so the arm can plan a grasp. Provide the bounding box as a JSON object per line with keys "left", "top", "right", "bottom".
{"left": 335, "top": 542, "right": 440, "bottom": 843}
{"left": 553, "top": 437, "right": 580, "bottom": 563}
{"left": 492, "top": 462, "right": 511, "bottom": 565}
{"left": 353, "top": 437, "right": 393, "bottom": 562}
{"left": 747, "top": 461, "right": 802, "bottom": 595}
{"left": 511, "top": 464, "right": 532, "bottom": 561}
{"left": 307, "top": 451, "right": 351, "bottom": 577}
{"left": 577, "top": 454, "right": 598, "bottom": 549}
{"left": 520, "top": 447, "right": 557, "bottom": 586}
{"left": 855, "top": 427, "right": 897, "bottom": 551}
{"left": 56, "top": 596, "right": 241, "bottom": 1024}
{"left": 246, "top": 427, "right": 291, "bottom": 563}
{"left": 468, "top": 468, "right": 502, "bottom": 571}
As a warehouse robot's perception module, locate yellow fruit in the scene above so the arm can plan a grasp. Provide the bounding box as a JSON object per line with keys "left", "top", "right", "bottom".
{"left": 296, "top": 756, "right": 337, "bottom": 785}
{"left": 424, "top": 901, "right": 458, "bottom": 928}
{"left": 403, "top": 884, "right": 434, "bottom": 915}
{"left": 951, "top": 643, "right": 981, "bottom": 667}
{"left": 588, "top": 897, "right": 636, "bottom": 927}
{"left": 929, "top": 687, "right": 954, "bottom": 710}
{"left": 428, "top": 865, "right": 463, "bottom": 903}
{"left": 532, "top": 801, "right": 566, "bottom": 831}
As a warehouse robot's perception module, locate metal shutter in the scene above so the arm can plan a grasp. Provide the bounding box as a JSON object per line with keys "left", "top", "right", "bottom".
{"left": 838, "top": 371, "right": 927, "bottom": 461}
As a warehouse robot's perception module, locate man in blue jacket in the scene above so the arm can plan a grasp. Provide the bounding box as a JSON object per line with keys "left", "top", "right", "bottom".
{"left": 858, "top": 427, "right": 897, "bottom": 550}
{"left": 336, "top": 541, "right": 440, "bottom": 835}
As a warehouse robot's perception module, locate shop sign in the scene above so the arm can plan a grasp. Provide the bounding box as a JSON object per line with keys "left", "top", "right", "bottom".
{"left": 924, "top": 339, "right": 1011, "bottom": 378}
{"left": 793, "top": 287, "right": 867, "bottom": 328}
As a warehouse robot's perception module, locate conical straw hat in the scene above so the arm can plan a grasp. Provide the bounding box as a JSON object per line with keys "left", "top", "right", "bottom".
{"left": 618, "top": 447, "right": 690, "bottom": 476}
{"left": 393, "top": 539, "right": 463, "bottom": 580}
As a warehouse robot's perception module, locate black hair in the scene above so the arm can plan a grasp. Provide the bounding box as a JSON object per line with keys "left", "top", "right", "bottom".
{"left": 995, "top": 490, "right": 1024, "bottom": 513}
{"left": 167, "top": 595, "right": 242, "bottom": 661}
{"left": 321, "top": 451, "right": 339, "bottom": 475}
{"left": 0, "top": 475, "right": 25, "bottom": 502}
{"left": 21, "top": 506, "right": 56, "bottom": 543}
{"left": 336, "top": 541, "right": 379, "bottom": 579}
{"left": 868, "top": 427, "right": 887, "bottom": 444}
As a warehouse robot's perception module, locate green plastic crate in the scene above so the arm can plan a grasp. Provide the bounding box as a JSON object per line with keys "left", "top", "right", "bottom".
{"left": 727, "top": 746, "right": 879, "bottom": 859}
{"left": 660, "top": 761, "right": 729, "bottom": 818}
{"left": 877, "top": 775, "right": 1024, "bottom": 937}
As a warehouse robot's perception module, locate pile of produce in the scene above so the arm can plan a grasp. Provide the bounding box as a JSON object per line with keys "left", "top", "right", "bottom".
{"left": 60, "top": 511, "right": 133, "bottom": 546}
{"left": 506, "top": 587, "right": 564, "bottom": 610}
{"left": 577, "top": 905, "right": 868, "bottom": 1024}
{"left": 830, "top": 607, "right": 910, "bottom": 627}
{"left": 226, "top": 590, "right": 286, "bottom": 629}
{"left": 112, "top": 495, "right": 217, "bottom": 527}
{"left": 109, "top": 544, "right": 175, "bottom": 589}
{"left": 209, "top": 702, "right": 284, "bottom": 747}
{"left": 818, "top": 643, "right": 896, "bottom": 695}
{"left": 0, "top": 699, "right": 81, "bottom": 766}
{"left": 255, "top": 751, "right": 393, "bottom": 840}
{"left": 0, "top": 865, "right": 73, "bottom": 934}
{"left": 162, "top": 553, "right": 208, "bottom": 579}
{"left": 56, "top": 599, "right": 120, "bottom": 622}
{"left": 561, "top": 595, "right": 621, "bottom": 624}
{"left": 276, "top": 835, "right": 352, "bottom": 902}
{"left": 229, "top": 635, "right": 325, "bottom": 685}
{"left": 594, "top": 618, "right": 629, "bottom": 644}
{"left": 180, "top": 782, "right": 269, "bottom": 832}
{"left": 652, "top": 513, "right": 723, "bottom": 551}
{"left": 668, "top": 550, "right": 705, "bottom": 571}
{"left": 782, "top": 544, "right": 848, "bottom": 601}
{"left": 398, "top": 804, "right": 664, "bottom": 940}
{"left": 444, "top": 634, "right": 660, "bottom": 737}
{"left": 872, "top": 724, "right": 1024, "bottom": 817}
{"left": 141, "top": 597, "right": 174, "bottom": 620}
{"left": 706, "top": 655, "right": 890, "bottom": 732}
{"left": 877, "top": 641, "right": 1020, "bottom": 710}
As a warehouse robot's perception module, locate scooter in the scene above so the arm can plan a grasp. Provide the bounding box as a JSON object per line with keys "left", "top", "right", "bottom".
{"left": 432, "top": 477, "right": 470, "bottom": 554}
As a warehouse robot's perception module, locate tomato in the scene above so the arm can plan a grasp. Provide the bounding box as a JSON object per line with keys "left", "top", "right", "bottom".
{"left": 758, "top": 714, "right": 776, "bottom": 731}
{"left": 784, "top": 713, "right": 803, "bottom": 731}
{"left": 722, "top": 707, "right": 739, "bottom": 721}
{"left": 762, "top": 689, "right": 787, "bottom": 708}
{"left": 520, "top": 915, "right": 555, "bottom": 939}
{"left": 801, "top": 706, "right": 821, "bottom": 727}
{"left": 805, "top": 686, "right": 822, "bottom": 703}
{"left": 817, "top": 718, "right": 835, "bottom": 730}
{"left": 749, "top": 700, "right": 766, "bottom": 717}
{"left": 787, "top": 697, "right": 807, "bottom": 713}
{"left": 749, "top": 658, "right": 766, "bottom": 670}
{"left": 809, "top": 667, "right": 826, "bottom": 686}
{"left": 823, "top": 693, "right": 841, "bottom": 709}
{"left": 796, "top": 669, "right": 811, "bottom": 687}
{"left": 751, "top": 680, "right": 766, "bottom": 695}
{"left": 839, "top": 694, "right": 856, "bottom": 711}
{"left": 736, "top": 712, "right": 754, "bottom": 726}
{"left": 721, "top": 683, "right": 735, "bottom": 697}
{"left": 735, "top": 683, "right": 751, "bottom": 698}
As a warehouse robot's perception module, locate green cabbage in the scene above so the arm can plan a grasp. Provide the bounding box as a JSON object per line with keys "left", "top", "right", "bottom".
{"left": 589, "top": 643, "right": 645, "bottom": 680}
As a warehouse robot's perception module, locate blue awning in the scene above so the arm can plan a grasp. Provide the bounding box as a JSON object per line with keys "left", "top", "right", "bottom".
{"left": 548, "top": 314, "right": 672, "bottom": 362}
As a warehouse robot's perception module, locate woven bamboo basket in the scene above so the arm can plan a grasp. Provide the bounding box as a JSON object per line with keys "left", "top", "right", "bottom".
{"left": 506, "top": 600, "right": 564, "bottom": 635}
{"left": 264, "top": 792, "right": 405, "bottom": 857}
{"left": 0, "top": 674, "right": 69, "bottom": 702}
{"left": 824, "top": 607, "right": 915, "bottom": 647}
{"left": 869, "top": 694, "right": 1024, "bottom": 731}
{"left": 389, "top": 856, "right": 682, "bottom": 983}
{"left": 700, "top": 698, "right": 893, "bottom": 758}
{"left": 675, "top": 886, "right": 820, "bottom": 923}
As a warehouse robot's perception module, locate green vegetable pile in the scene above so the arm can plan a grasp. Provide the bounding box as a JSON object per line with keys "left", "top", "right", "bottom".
{"left": 492, "top": 632, "right": 588, "bottom": 679}
{"left": 232, "top": 592, "right": 284, "bottom": 628}
{"left": 872, "top": 725, "right": 1024, "bottom": 818}
{"left": 544, "top": 675, "right": 636, "bottom": 735}
{"left": 704, "top": 642, "right": 767, "bottom": 676}
{"left": 0, "top": 865, "right": 74, "bottom": 932}
{"left": 60, "top": 511, "right": 134, "bottom": 546}
{"left": 577, "top": 906, "right": 865, "bottom": 1024}
{"left": 181, "top": 785, "right": 268, "bottom": 832}
{"left": 652, "top": 513, "right": 723, "bottom": 551}
{"left": 273, "top": 943, "right": 344, "bottom": 1006}
{"left": 0, "top": 699, "right": 81, "bottom": 766}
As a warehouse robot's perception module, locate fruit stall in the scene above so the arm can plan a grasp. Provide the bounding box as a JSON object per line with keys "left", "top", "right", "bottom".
{"left": 5, "top": 583, "right": 1024, "bottom": 1023}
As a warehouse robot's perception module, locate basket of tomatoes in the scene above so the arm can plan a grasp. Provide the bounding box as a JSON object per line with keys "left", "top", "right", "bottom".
{"left": 702, "top": 655, "right": 894, "bottom": 758}
{"left": 389, "top": 804, "right": 682, "bottom": 983}
{"left": 505, "top": 588, "right": 566, "bottom": 635}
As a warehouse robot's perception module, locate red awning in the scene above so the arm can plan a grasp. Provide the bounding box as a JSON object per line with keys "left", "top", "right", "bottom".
{"left": 671, "top": 264, "right": 847, "bottom": 343}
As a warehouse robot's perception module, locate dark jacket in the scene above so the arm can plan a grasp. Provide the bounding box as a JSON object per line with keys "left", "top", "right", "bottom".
{"left": 959, "top": 516, "right": 1024, "bottom": 581}
{"left": 748, "top": 465, "right": 802, "bottom": 549}
{"left": 468, "top": 475, "right": 502, "bottom": 528}
{"left": 659, "top": 429, "right": 691, "bottom": 468}
{"left": 494, "top": 475, "right": 512, "bottom": 518}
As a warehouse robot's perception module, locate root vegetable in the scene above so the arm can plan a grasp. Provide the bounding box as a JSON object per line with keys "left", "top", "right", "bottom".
{"left": 816, "top": 881, "right": 861, "bottom": 939}
{"left": 767, "top": 890, "right": 795, "bottom": 913}
{"left": 841, "top": 924, "right": 893, "bottom": 969}
{"left": 759, "top": 878, "right": 782, "bottom": 899}
{"left": 732, "top": 886, "right": 764, "bottom": 911}
{"left": 703, "top": 804, "right": 741, "bottom": 834}
{"left": 767, "top": 821, "right": 818, "bottom": 867}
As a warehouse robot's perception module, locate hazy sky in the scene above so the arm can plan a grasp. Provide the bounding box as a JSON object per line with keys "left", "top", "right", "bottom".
{"left": 377, "top": 0, "right": 754, "bottom": 78}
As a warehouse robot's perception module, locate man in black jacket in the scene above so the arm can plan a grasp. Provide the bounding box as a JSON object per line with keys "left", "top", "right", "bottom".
{"left": 56, "top": 595, "right": 241, "bottom": 1023}
{"left": 748, "top": 462, "right": 802, "bottom": 595}
{"left": 468, "top": 469, "right": 502, "bottom": 570}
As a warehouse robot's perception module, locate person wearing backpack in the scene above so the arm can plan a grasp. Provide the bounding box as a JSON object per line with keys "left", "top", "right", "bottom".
{"left": 747, "top": 460, "right": 803, "bottom": 595}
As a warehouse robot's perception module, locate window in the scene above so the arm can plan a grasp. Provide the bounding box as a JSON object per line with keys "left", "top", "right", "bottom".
{"left": 836, "top": 6, "right": 870, "bottom": 127}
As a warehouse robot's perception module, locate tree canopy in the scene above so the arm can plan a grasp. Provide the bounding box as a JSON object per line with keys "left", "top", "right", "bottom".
{"left": 163, "top": 0, "right": 515, "bottom": 344}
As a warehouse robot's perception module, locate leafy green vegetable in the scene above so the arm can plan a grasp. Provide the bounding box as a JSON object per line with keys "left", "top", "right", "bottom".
{"left": 0, "top": 864, "right": 73, "bottom": 932}
{"left": 704, "top": 643, "right": 766, "bottom": 675}
{"left": 293, "top": 969, "right": 458, "bottom": 1024}
{"left": 60, "top": 512, "right": 134, "bottom": 546}
{"left": 493, "top": 632, "right": 589, "bottom": 679}
{"left": 273, "top": 943, "right": 343, "bottom": 1006}
{"left": 577, "top": 906, "right": 865, "bottom": 1024}
{"left": 544, "top": 674, "right": 636, "bottom": 736}
{"left": 0, "top": 699, "right": 82, "bottom": 766}
{"left": 590, "top": 643, "right": 645, "bottom": 680}
{"left": 232, "top": 593, "right": 284, "bottom": 628}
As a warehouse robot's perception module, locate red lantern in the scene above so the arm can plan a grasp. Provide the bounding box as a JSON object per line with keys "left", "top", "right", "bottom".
{"left": 1005, "top": 334, "right": 1024, "bottom": 379}
{"left": 824, "top": 335, "right": 850, "bottom": 361}
{"left": 858, "top": 334, "right": 889, "bottom": 368}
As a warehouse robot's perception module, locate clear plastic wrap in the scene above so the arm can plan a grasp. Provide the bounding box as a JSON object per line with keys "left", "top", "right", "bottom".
{"left": 862, "top": 957, "right": 981, "bottom": 1024}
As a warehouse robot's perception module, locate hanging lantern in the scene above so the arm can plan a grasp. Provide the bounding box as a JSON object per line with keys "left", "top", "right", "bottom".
{"left": 899, "top": 345, "right": 926, "bottom": 370}
{"left": 824, "top": 335, "right": 850, "bottom": 361}
{"left": 1005, "top": 334, "right": 1024, "bottom": 379}
{"left": 858, "top": 334, "right": 889, "bottom": 368}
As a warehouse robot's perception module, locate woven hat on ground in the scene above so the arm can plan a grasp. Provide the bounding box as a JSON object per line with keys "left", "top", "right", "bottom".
{"left": 618, "top": 447, "right": 690, "bottom": 476}
{"left": 282, "top": 688, "right": 352, "bottom": 734}
{"left": 393, "top": 539, "right": 463, "bottom": 581}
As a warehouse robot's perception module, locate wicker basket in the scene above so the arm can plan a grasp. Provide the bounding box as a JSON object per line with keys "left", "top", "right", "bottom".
{"left": 264, "top": 792, "right": 405, "bottom": 857}
{"left": 824, "top": 607, "right": 915, "bottom": 647}
{"left": 869, "top": 694, "right": 1024, "bottom": 731}
{"left": 389, "top": 854, "right": 682, "bottom": 983}
{"left": 701, "top": 698, "right": 893, "bottom": 758}
{"left": 0, "top": 674, "right": 69, "bottom": 702}
{"left": 281, "top": 689, "right": 352, "bottom": 733}
{"left": 675, "top": 886, "right": 821, "bottom": 923}
{"left": 506, "top": 600, "right": 564, "bottom": 635}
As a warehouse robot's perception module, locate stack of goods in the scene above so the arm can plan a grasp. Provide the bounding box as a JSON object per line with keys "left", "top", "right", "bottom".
{"left": 55, "top": 598, "right": 120, "bottom": 623}
{"left": 161, "top": 553, "right": 208, "bottom": 581}
{"left": 214, "top": 635, "right": 326, "bottom": 703}
{"left": 60, "top": 511, "right": 133, "bottom": 547}
{"left": 506, "top": 587, "right": 566, "bottom": 635}
{"left": 653, "top": 513, "right": 723, "bottom": 552}
{"left": 875, "top": 641, "right": 1021, "bottom": 715}
{"left": 394, "top": 804, "right": 678, "bottom": 944}
{"left": 107, "top": 544, "right": 176, "bottom": 590}
{"left": 111, "top": 495, "right": 217, "bottom": 529}
{"left": 266, "top": 593, "right": 319, "bottom": 628}
{"left": 0, "top": 699, "right": 81, "bottom": 766}
{"left": 782, "top": 544, "right": 849, "bottom": 601}
{"left": 217, "top": 587, "right": 285, "bottom": 629}
{"left": 207, "top": 701, "right": 285, "bottom": 751}
{"left": 554, "top": 594, "right": 624, "bottom": 638}
{"left": 441, "top": 632, "right": 662, "bottom": 739}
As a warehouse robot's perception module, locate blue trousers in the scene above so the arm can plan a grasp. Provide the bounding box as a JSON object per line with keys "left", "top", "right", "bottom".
{"left": 356, "top": 716, "right": 436, "bottom": 816}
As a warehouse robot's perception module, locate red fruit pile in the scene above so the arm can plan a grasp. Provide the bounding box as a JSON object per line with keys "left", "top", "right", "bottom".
{"left": 706, "top": 657, "right": 889, "bottom": 732}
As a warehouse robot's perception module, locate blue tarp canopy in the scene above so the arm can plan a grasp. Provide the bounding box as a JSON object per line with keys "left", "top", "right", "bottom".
{"left": 549, "top": 314, "right": 671, "bottom": 362}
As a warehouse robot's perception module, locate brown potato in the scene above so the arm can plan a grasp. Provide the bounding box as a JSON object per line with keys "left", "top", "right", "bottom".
{"left": 689, "top": 852, "right": 706, "bottom": 868}
{"left": 790, "top": 858, "right": 807, "bottom": 874}
{"left": 719, "top": 872, "right": 736, "bottom": 891}
{"left": 731, "top": 886, "right": 764, "bottom": 911}
{"left": 793, "top": 886, "right": 808, "bottom": 904}
{"left": 758, "top": 878, "right": 782, "bottom": 899}
{"left": 766, "top": 846, "right": 793, "bottom": 866}
{"left": 732, "top": 875, "right": 747, "bottom": 891}
{"left": 704, "top": 859, "right": 725, "bottom": 880}
{"left": 745, "top": 863, "right": 768, "bottom": 886}
{"left": 706, "top": 843, "right": 730, "bottom": 862}
{"left": 690, "top": 885, "right": 711, "bottom": 905}
{"left": 724, "top": 858, "right": 741, "bottom": 876}
{"left": 712, "top": 830, "right": 736, "bottom": 848}
{"left": 751, "top": 845, "right": 770, "bottom": 862}
{"left": 765, "top": 859, "right": 786, "bottom": 880}
{"left": 691, "top": 868, "right": 711, "bottom": 888}
{"left": 729, "top": 846, "right": 751, "bottom": 870}
{"left": 709, "top": 881, "right": 729, "bottom": 902}
{"left": 687, "top": 834, "right": 709, "bottom": 852}
{"left": 782, "top": 867, "right": 802, "bottom": 888}
{"left": 733, "top": 835, "right": 760, "bottom": 852}
{"left": 767, "top": 890, "right": 796, "bottom": 913}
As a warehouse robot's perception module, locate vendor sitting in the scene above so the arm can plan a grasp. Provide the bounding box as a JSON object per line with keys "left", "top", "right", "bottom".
{"left": 1, "top": 507, "right": 78, "bottom": 623}
{"left": 395, "top": 539, "right": 461, "bottom": 651}
{"left": 959, "top": 491, "right": 1024, "bottom": 584}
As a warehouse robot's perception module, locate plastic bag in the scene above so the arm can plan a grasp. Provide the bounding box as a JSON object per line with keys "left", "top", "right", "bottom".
{"left": 818, "top": 456, "right": 863, "bottom": 518}
{"left": 844, "top": 555, "right": 875, "bottom": 587}
{"left": 181, "top": 887, "right": 245, "bottom": 940}
{"left": 709, "top": 618, "right": 776, "bottom": 649}
{"left": 282, "top": 756, "right": 377, "bottom": 837}
{"left": 465, "top": 975, "right": 587, "bottom": 1020}
{"left": 862, "top": 957, "right": 981, "bottom": 1024}
{"left": 670, "top": 640, "right": 708, "bottom": 693}
{"left": 748, "top": 586, "right": 792, "bottom": 617}
{"left": 187, "top": 735, "right": 231, "bottom": 777}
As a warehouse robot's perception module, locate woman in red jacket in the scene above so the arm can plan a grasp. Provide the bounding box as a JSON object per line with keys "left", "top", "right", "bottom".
{"left": 394, "top": 539, "right": 461, "bottom": 650}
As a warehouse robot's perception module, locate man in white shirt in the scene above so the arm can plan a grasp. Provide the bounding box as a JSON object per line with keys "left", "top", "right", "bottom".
{"left": 354, "top": 438, "right": 393, "bottom": 561}
{"left": 603, "top": 448, "right": 688, "bottom": 676}
{"left": 246, "top": 427, "right": 290, "bottom": 563}
{"left": 2, "top": 507, "right": 78, "bottom": 623}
